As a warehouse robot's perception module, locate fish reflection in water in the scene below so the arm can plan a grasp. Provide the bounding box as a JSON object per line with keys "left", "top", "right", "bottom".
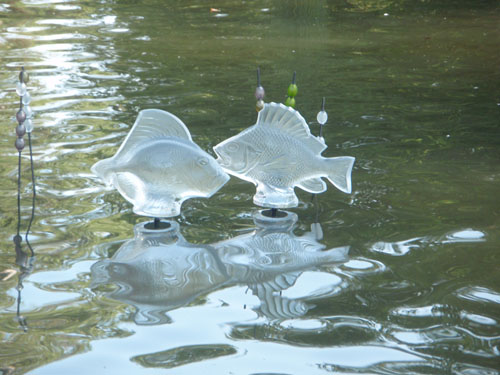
{"left": 214, "top": 210, "right": 349, "bottom": 319}
{"left": 91, "top": 220, "right": 227, "bottom": 325}
{"left": 91, "top": 212, "right": 349, "bottom": 324}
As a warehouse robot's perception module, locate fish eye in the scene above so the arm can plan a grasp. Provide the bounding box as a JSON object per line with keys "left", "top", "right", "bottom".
{"left": 197, "top": 157, "right": 209, "bottom": 166}
{"left": 226, "top": 142, "right": 239, "bottom": 152}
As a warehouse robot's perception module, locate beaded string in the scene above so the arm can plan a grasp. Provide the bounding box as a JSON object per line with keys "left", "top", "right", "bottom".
{"left": 14, "top": 67, "right": 35, "bottom": 255}
{"left": 255, "top": 67, "right": 265, "bottom": 112}
{"left": 254, "top": 69, "right": 279, "bottom": 217}
{"left": 279, "top": 71, "right": 299, "bottom": 216}
{"left": 313, "top": 97, "right": 328, "bottom": 223}
{"left": 317, "top": 97, "right": 327, "bottom": 140}
{"left": 13, "top": 67, "right": 36, "bottom": 331}
{"left": 285, "top": 71, "right": 298, "bottom": 108}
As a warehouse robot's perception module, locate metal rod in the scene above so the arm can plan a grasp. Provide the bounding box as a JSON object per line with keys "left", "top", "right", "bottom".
{"left": 271, "top": 208, "right": 277, "bottom": 218}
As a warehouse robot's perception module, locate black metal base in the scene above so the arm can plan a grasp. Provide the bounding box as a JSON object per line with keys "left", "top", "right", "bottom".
{"left": 261, "top": 208, "right": 288, "bottom": 218}
{"left": 144, "top": 218, "right": 172, "bottom": 230}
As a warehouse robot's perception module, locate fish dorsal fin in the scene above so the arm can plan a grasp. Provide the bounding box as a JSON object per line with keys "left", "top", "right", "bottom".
{"left": 256, "top": 102, "right": 326, "bottom": 154}
{"left": 115, "top": 109, "right": 192, "bottom": 158}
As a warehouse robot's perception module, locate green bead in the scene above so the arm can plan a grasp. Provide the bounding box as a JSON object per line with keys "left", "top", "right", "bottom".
{"left": 285, "top": 97, "right": 296, "bottom": 108}
{"left": 287, "top": 83, "right": 298, "bottom": 97}
{"left": 19, "top": 70, "right": 29, "bottom": 83}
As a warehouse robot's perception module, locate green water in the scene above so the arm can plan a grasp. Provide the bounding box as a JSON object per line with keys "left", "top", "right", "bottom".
{"left": 1, "top": 1, "right": 499, "bottom": 374}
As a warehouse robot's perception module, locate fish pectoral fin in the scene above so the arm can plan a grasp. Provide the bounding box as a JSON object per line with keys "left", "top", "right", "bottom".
{"left": 297, "top": 177, "right": 327, "bottom": 193}
{"left": 114, "top": 172, "right": 144, "bottom": 204}
{"left": 260, "top": 153, "right": 289, "bottom": 168}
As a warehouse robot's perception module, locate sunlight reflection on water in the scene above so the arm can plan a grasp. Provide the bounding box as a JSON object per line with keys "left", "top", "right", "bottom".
{"left": 1, "top": 0, "right": 499, "bottom": 374}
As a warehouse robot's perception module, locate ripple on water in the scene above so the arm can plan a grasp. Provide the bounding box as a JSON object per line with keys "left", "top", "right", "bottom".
{"left": 442, "top": 229, "right": 486, "bottom": 243}
{"left": 456, "top": 286, "right": 500, "bottom": 304}
{"left": 452, "top": 363, "right": 500, "bottom": 375}
{"left": 54, "top": 4, "right": 82, "bottom": 11}
{"left": 369, "top": 229, "right": 486, "bottom": 256}
{"left": 281, "top": 271, "right": 344, "bottom": 299}
{"left": 459, "top": 311, "right": 497, "bottom": 326}
{"left": 391, "top": 304, "right": 448, "bottom": 319}
{"left": 370, "top": 237, "right": 424, "bottom": 256}
{"left": 7, "top": 282, "right": 80, "bottom": 312}
{"left": 131, "top": 344, "right": 238, "bottom": 369}
{"left": 280, "top": 318, "right": 326, "bottom": 330}
{"left": 338, "top": 257, "right": 386, "bottom": 276}
{"left": 36, "top": 18, "right": 106, "bottom": 28}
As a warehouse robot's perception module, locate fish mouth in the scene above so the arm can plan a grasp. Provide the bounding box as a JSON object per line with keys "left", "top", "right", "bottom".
{"left": 216, "top": 156, "right": 230, "bottom": 168}
{"left": 213, "top": 145, "right": 229, "bottom": 167}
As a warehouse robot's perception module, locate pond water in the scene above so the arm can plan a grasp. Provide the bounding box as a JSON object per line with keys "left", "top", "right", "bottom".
{"left": 1, "top": 0, "right": 499, "bottom": 374}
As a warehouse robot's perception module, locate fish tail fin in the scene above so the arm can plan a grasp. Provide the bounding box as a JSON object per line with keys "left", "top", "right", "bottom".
{"left": 91, "top": 159, "right": 114, "bottom": 185}
{"left": 324, "top": 156, "right": 355, "bottom": 194}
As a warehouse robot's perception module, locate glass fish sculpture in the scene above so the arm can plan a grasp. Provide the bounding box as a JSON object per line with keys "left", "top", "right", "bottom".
{"left": 92, "top": 109, "right": 230, "bottom": 217}
{"left": 213, "top": 102, "right": 355, "bottom": 208}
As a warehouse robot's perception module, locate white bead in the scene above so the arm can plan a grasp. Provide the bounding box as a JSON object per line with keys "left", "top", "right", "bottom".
{"left": 16, "top": 82, "right": 27, "bottom": 96}
{"left": 22, "top": 91, "right": 31, "bottom": 105}
{"left": 316, "top": 110, "right": 328, "bottom": 125}
{"left": 24, "top": 106, "right": 33, "bottom": 119}
{"left": 25, "top": 118, "right": 34, "bottom": 133}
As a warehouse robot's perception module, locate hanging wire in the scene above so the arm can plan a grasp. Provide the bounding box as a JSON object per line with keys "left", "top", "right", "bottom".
{"left": 16, "top": 151, "right": 22, "bottom": 238}
{"left": 13, "top": 67, "right": 36, "bottom": 331}
{"left": 25, "top": 132, "right": 36, "bottom": 255}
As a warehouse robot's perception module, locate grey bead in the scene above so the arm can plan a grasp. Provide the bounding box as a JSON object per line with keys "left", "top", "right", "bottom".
{"left": 16, "top": 124, "right": 26, "bottom": 137}
{"left": 255, "top": 86, "right": 265, "bottom": 100}
{"left": 16, "top": 109, "right": 26, "bottom": 124}
{"left": 15, "top": 137, "right": 25, "bottom": 151}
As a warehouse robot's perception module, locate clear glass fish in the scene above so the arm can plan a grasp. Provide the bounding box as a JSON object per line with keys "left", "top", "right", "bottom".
{"left": 214, "top": 102, "right": 355, "bottom": 208}
{"left": 92, "top": 109, "right": 230, "bottom": 217}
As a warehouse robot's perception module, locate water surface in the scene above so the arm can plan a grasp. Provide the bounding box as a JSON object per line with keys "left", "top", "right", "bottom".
{"left": 1, "top": 1, "right": 499, "bottom": 374}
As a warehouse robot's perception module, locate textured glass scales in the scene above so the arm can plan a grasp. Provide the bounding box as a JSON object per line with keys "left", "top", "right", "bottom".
{"left": 92, "top": 109, "right": 229, "bottom": 218}
{"left": 214, "top": 102, "right": 355, "bottom": 208}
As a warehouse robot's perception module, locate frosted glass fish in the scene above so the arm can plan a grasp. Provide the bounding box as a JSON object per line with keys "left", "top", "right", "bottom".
{"left": 214, "top": 102, "right": 355, "bottom": 208}
{"left": 92, "top": 109, "right": 230, "bottom": 217}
